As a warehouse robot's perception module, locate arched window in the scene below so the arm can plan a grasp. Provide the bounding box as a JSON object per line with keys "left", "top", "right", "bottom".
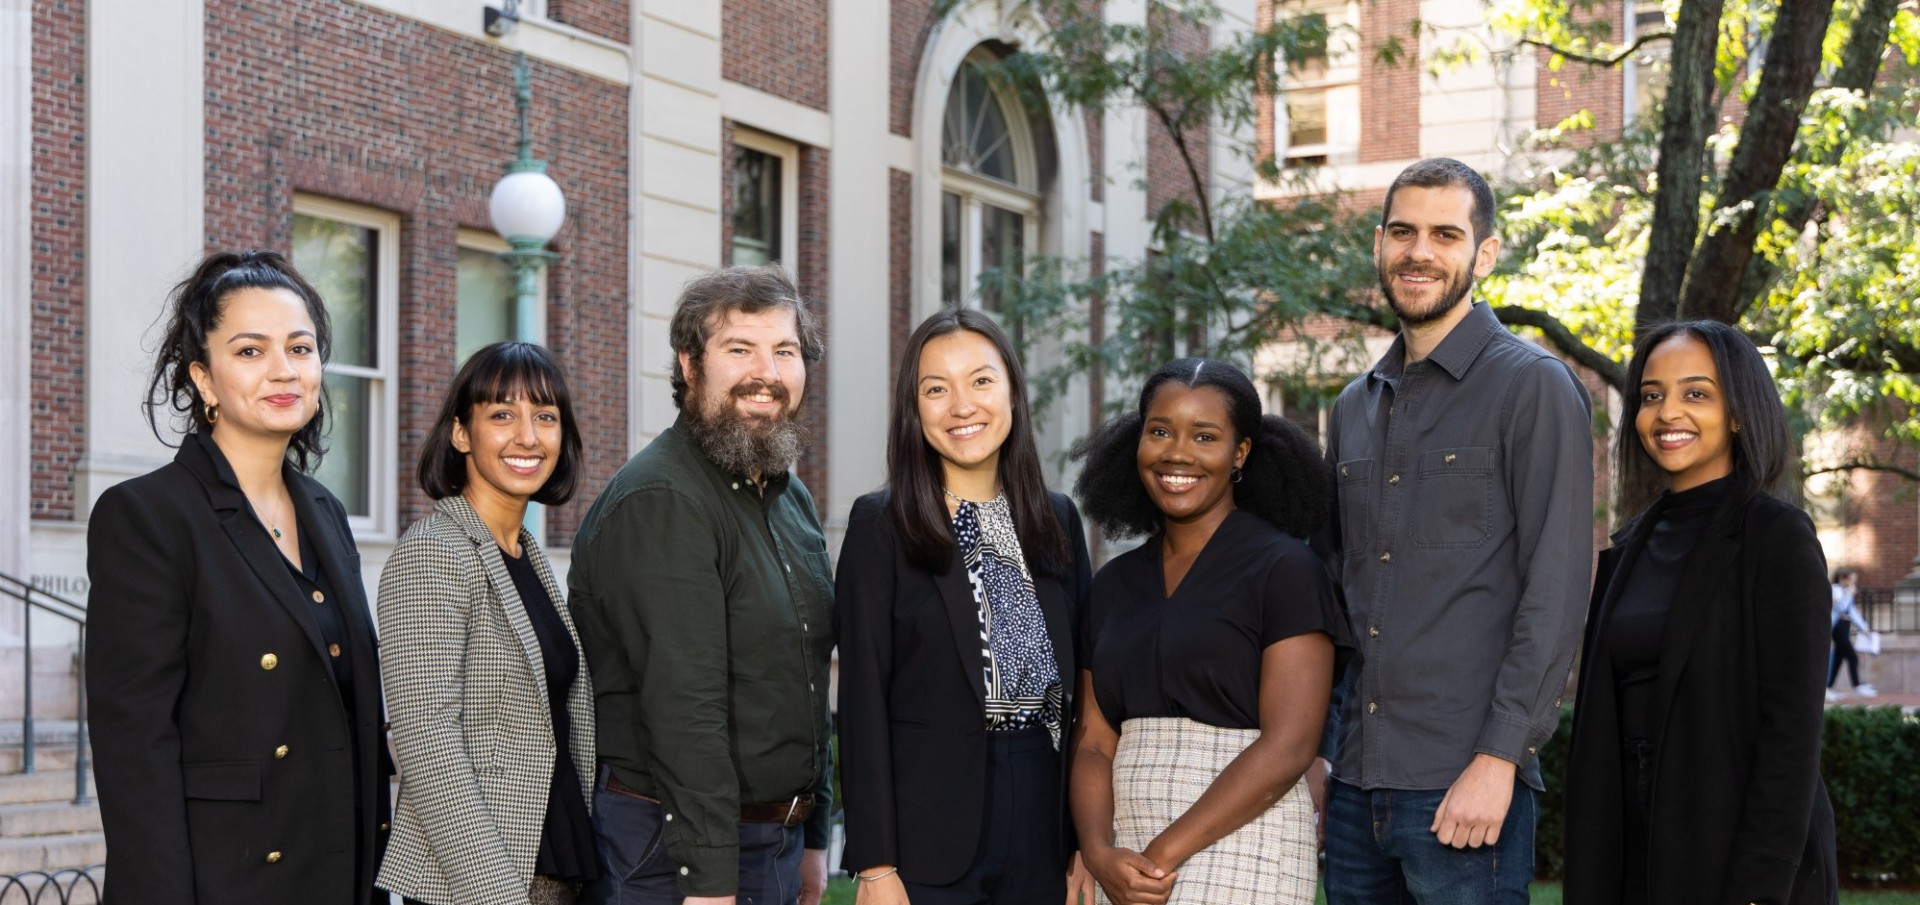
{"left": 940, "top": 55, "right": 1041, "bottom": 312}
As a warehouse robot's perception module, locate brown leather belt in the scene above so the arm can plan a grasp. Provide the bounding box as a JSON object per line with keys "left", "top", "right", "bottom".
{"left": 606, "top": 773, "right": 815, "bottom": 826}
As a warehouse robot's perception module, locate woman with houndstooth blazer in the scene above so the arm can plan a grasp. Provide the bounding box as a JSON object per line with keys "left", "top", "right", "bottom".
{"left": 376, "top": 342, "right": 598, "bottom": 905}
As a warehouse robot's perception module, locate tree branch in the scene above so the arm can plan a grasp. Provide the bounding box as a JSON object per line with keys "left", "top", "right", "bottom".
{"left": 1805, "top": 461, "right": 1920, "bottom": 483}
{"left": 1492, "top": 304, "right": 1628, "bottom": 390}
{"left": 1520, "top": 31, "right": 1673, "bottom": 67}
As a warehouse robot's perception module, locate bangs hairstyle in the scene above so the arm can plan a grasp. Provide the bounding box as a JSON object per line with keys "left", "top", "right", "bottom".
{"left": 669, "top": 264, "right": 825, "bottom": 409}
{"left": 886, "top": 309, "right": 1068, "bottom": 576}
{"left": 144, "top": 249, "right": 334, "bottom": 473}
{"left": 1382, "top": 157, "right": 1496, "bottom": 246}
{"left": 1072, "top": 358, "right": 1332, "bottom": 539}
{"left": 419, "top": 341, "right": 584, "bottom": 505}
{"left": 1615, "top": 320, "right": 1790, "bottom": 517}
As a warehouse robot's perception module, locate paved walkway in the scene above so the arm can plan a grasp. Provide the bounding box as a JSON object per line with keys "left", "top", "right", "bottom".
{"left": 1826, "top": 690, "right": 1920, "bottom": 710}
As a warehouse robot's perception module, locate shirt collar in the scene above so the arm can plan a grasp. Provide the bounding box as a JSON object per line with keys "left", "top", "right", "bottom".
{"left": 1368, "top": 300, "right": 1502, "bottom": 386}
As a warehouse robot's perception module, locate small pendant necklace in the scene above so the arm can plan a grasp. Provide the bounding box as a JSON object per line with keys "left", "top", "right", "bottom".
{"left": 254, "top": 492, "right": 286, "bottom": 540}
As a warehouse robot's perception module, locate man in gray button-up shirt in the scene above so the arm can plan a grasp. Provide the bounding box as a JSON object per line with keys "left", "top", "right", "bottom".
{"left": 1321, "top": 159, "right": 1592, "bottom": 904}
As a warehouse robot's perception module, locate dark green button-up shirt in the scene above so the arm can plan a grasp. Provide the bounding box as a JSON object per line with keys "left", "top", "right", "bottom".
{"left": 570, "top": 418, "right": 834, "bottom": 896}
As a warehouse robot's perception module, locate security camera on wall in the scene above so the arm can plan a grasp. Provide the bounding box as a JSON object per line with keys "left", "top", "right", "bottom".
{"left": 484, "top": 3, "right": 520, "bottom": 38}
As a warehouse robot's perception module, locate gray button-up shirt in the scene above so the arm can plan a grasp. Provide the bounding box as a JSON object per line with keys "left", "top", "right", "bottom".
{"left": 1325, "top": 301, "right": 1593, "bottom": 792}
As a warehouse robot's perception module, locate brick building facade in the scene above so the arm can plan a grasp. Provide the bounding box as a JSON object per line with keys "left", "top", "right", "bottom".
{"left": 6, "top": 0, "right": 1241, "bottom": 610}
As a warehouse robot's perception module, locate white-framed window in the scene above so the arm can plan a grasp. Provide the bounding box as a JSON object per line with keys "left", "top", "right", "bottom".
{"left": 456, "top": 228, "right": 548, "bottom": 364}
{"left": 1624, "top": 0, "right": 1671, "bottom": 121}
{"left": 291, "top": 196, "right": 400, "bottom": 538}
{"left": 1274, "top": 0, "right": 1361, "bottom": 166}
{"left": 940, "top": 53, "right": 1041, "bottom": 313}
{"left": 730, "top": 129, "right": 800, "bottom": 268}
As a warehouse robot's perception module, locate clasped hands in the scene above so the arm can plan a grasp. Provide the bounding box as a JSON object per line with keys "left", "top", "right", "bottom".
{"left": 1082, "top": 841, "right": 1177, "bottom": 905}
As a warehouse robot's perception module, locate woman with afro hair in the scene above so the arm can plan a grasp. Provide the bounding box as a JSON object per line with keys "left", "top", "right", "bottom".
{"left": 1068, "top": 358, "right": 1348, "bottom": 905}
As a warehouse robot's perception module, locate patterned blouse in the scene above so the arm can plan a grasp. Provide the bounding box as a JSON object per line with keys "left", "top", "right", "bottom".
{"left": 952, "top": 493, "right": 1064, "bottom": 747}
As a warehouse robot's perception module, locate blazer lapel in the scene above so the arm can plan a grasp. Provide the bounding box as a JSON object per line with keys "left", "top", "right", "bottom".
{"left": 935, "top": 548, "right": 989, "bottom": 708}
{"left": 1649, "top": 488, "right": 1749, "bottom": 738}
{"left": 178, "top": 438, "right": 330, "bottom": 664}
{"left": 291, "top": 472, "right": 375, "bottom": 653}
{"left": 441, "top": 496, "right": 553, "bottom": 718}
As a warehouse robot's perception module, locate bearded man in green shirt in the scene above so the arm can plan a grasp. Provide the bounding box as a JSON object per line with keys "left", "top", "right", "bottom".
{"left": 572, "top": 265, "right": 834, "bottom": 905}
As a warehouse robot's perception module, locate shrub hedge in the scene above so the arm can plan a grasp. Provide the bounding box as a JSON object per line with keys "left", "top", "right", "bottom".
{"left": 1532, "top": 705, "right": 1920, "bottom": 885}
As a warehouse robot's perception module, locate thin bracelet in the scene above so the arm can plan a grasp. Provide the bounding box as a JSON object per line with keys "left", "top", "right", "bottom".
{"left": 854, "top": 867, "right": 900, "bottom": 884}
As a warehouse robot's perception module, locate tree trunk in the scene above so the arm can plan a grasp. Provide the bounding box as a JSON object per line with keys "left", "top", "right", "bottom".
{"left": 1678, "top": 0, "right": 1840, "bottom": 323}
{"left": 1635, "top": 0, "right": 1729, "bottom": 337}
{"left": 1733, "top": 0, "right": 1902, "bottom": 309}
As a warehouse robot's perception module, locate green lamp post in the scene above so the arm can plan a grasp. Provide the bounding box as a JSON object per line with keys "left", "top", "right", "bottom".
{"left": 488, "top": 52, "right": 564, "bottom": 344}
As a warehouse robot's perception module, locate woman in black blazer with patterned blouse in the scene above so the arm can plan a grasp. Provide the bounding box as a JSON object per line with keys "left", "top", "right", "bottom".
{"left": 86, "top": 250, "right": 389, "bottom": 905}
{"left": 376, "top": 342, "right": 597, "bottom": 905}
{"left": 835, "top": 309, "right": 1094, "bottom": 905}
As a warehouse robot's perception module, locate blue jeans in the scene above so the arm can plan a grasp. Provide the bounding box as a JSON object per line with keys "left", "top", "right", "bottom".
{"left": 580, "top": 767, "right": 802, "bottom": 905}
{"left": 1323, "top": 777, "right": 1535, "bottom": 905}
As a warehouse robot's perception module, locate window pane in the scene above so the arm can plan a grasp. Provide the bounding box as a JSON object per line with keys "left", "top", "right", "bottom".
{"left": 457, "top": 246, "right": 515, "bottom": 365}
{"left": 979, "top": 204, "right": 1024, "bottom": 313}
{"left": 314, "top": 373, "right": 370, "bottom": 515}
{"left": 942, "top": 63, "right": 1018, "bottom": 184}
{"left": 941, "top": 192, "right": 963, "bottom": 306}
{"left": 731, "top": 147, "right": 782, "bottom": 266}
{"left": 291, "top": 214, "right": 377, "bottom": 367}
{"left": 1287, "top": 88, "right": 1329, "bottom": 147}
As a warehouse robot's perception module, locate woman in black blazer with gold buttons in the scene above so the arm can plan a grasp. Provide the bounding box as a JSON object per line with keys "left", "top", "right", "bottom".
{"left": 85, "top": 251, "right": 389, "bottom": 905}
{"left": 835, "top": 309, "right": 1093, "bottom": 905}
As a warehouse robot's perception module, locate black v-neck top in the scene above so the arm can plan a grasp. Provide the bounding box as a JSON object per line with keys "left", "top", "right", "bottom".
{"left": 1086, "top": 509, "right": 1347, "bottom": 730}
{"left": 498, "top": 547, "right": 597, "bottom": 883}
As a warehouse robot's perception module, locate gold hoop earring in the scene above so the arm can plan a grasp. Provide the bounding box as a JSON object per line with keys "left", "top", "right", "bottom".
{"left": 204, "top": 402, "right": 220, "bottom": 424}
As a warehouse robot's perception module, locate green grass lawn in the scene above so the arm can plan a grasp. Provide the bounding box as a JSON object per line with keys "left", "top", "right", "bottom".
{"left": 824, "top": 877, "right": 1920, "bottom": 904}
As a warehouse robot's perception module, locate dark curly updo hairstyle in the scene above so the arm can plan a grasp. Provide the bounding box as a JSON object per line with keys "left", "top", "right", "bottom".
{"left": 143, "top": 249, "right": 333, "bottom": 473}
{"left": 418, "top": 342, "right": 584, "bottom": 506}
{"left": 1072, "top": 358, "right": 1332, "bottom": 539}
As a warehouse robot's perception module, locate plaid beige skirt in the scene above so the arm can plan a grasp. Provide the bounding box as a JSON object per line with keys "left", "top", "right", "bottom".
{"left": 1098, "top": 716, "right": 1317, "bottom": 905}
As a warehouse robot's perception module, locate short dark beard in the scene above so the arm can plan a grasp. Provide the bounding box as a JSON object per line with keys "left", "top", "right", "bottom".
{"left": 683, "top": 376, "right": 811, "bottom": 479}
{"left": 1377, "top": 254, "right": 1475, "bottom": 327}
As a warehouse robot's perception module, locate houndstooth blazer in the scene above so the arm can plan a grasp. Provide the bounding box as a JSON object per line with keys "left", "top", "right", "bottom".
{"left": 375, "top": 495, "right": 596, "bottom": 905}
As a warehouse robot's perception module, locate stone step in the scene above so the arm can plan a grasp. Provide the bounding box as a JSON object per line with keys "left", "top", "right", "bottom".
{"left": 0, "top": 802, "right": 100, "bottom": 838}
{"left": 0, "top": 833, "right": 104, "bottom": 877}
{"left": 0, "top": 772, "right": 92, "bottom": 808}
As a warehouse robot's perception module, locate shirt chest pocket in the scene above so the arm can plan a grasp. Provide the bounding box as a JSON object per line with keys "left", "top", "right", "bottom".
{"left": 1335, "top": 459, "right": 1374, "bottom": 558}
{"left": 1413, "top": 447, "right": 1495, "bottom": 548}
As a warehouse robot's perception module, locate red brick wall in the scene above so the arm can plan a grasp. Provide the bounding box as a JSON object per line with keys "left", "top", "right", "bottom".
{"left": 1145, "top": 6, "right": 1212, "bottom": 223}
{"left": 892, "top": 0, "right": 939, "bottom": 136}
{"left": 794, "top": 146, "right": 831, "bottom": 509}
{"left": 1359, "top": 0, "right": 1420, "bottom": 162}
{"left": 723, "top": 0, "right": 830, "bottom": 112}
{"left": 1085, "top": 109, "right": 1104, "bottom": 202}
{"left": 888, "top": 168, "right": 913, "bottom": 384}
{"left": 1255, "top": 0, "right": 1277, "bottom": 170}
{"left": 547, "top": 0, "right": 629, "bottom": 44}
{"left": 30, "top": 0, "right": 87, "bottom": 520}
{"left": 202, "top": 0, "right": 629, "bottom": 547}
{"left": 1534, "top": 0, "right": 1625, "bottom": 147}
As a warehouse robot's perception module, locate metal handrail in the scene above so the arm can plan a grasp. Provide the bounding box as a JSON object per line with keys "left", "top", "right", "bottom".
{"left": 1859, "top": 586, "right": 1919, "bottom": 635}
{"left": 0, "top": 573, "right": 89, "bottom": 805}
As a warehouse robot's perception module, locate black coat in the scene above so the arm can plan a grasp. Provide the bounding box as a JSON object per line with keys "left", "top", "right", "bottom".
{"left": 834, "top": 490, "right": 1090, "bottom": 885}
{"left": 1564, "top": 481, "right": 1837, "bottom": 905}
{"left": 85, "top": 434, "right": 389, "bottom": 905}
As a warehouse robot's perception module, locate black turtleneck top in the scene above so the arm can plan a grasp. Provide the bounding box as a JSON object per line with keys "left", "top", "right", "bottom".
{"left": 1603, "top": 473, "right": 1733, "bottom": 742}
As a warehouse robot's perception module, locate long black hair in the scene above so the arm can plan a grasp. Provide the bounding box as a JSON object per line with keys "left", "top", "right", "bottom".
{"left": 887, "top": 308, "right": 1068, "bottom": 576}
{"left": 144, "top": 249, "right": 333, "bottom": 472}
{"left": 418, "top": 342, "right": 584, "bottom": 505}
{"left": 1072, "top": 358, "right": 1331, "bottom": 539}
{"left": 1616, "top": 320, "right": 1791, "bottom": 516}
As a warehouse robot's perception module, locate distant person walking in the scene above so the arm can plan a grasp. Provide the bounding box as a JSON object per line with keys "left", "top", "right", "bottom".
{"left": 1828, "top": 568, "right": 1874, "bottom": 697}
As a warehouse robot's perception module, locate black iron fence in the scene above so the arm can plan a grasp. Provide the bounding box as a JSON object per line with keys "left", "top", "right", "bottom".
{"left": 1859, "top": 586, "right": 1920, "bottom": 634}
{"left": 0, "top": 865, "right": 101, "bottom": 904}
{"left": 0, "top": 573, "right": 88, "bottom": 803}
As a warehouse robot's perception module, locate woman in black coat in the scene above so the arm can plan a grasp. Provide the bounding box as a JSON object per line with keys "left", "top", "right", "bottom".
{"left": 1564, "top": 320, "right": 1837, "bottom": 905}
{"left": 85, "top": 251, "right": 390, "bottom": 905}
{"left": 835, "top": 309, "right": 1093, "bottom": 905}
